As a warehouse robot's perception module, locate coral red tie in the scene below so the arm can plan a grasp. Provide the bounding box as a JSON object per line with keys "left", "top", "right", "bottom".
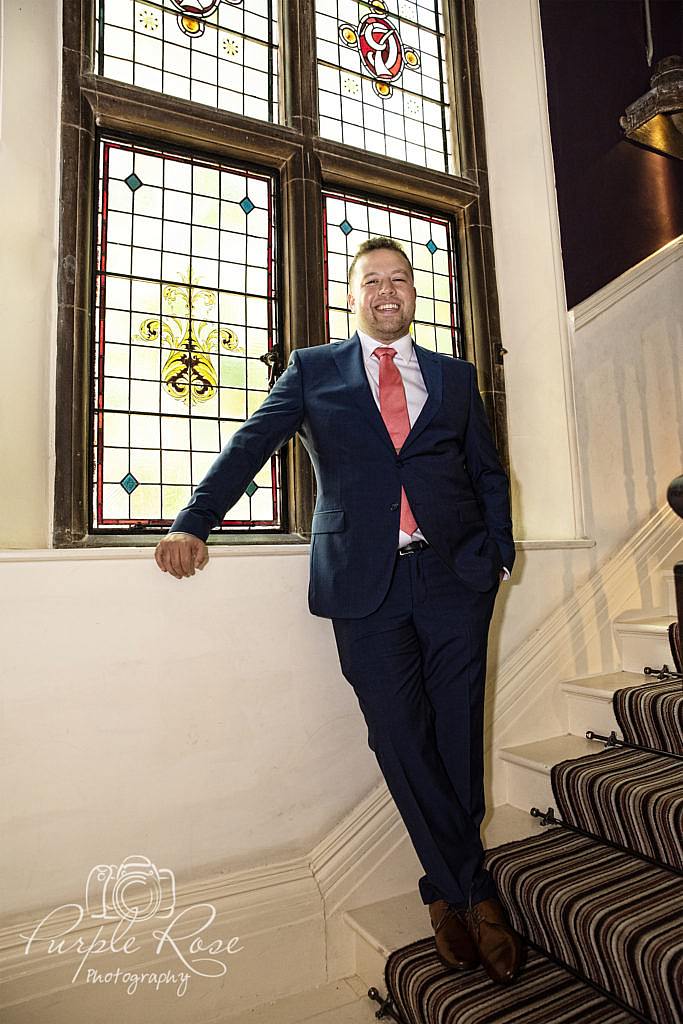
{"left": 373, "top": 346, "right": 419, "bottom": 537}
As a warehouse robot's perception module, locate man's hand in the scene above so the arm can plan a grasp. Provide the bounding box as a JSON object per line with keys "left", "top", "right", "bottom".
{"left": 155, "top": 532, "right": 209, "bottom": 580}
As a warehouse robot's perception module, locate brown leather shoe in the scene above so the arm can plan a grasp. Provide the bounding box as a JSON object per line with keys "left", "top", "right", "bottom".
{"left": 429, "top": 899, "right": 480, "bottom": 971}
{"left": 460, "top": 897, "right": 525, "bottom": 984}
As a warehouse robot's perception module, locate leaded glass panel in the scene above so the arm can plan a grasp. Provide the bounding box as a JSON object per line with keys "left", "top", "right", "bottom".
{"left": 95, "top": 0, "right": 279, "bottom": 122}
{"left": 93, "top": 136, "right": 281, "bottom": 531}
{"left": 323, "top": 189, "right": 461, "bottom": 354}
{"left": 316, "top": 0, "right": 454, "bottom": 172}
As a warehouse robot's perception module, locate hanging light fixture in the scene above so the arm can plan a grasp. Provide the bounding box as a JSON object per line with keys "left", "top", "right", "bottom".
{"left": 619, "top": 2, "right": 683, "bottom": 160}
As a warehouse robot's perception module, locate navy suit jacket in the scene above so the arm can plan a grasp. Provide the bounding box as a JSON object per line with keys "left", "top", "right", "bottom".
{"left": 170, "top": 333, "right": 515, "bottom": 619}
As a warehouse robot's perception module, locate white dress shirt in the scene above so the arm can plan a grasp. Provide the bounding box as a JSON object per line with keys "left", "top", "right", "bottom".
{"left": 357, "top": 329, "right": 510, "bottom": 579}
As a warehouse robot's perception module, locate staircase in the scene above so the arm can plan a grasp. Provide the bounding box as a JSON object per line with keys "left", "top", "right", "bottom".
{"left": 342, "top": 562, "right": 682, "bottom": 1024}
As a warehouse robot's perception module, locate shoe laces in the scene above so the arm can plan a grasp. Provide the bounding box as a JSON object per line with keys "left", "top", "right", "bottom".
{"left": 433, "top": 904, "right": 458, "bottom": 934}
{"left": 462, "top": 901, "right": 484, "bottom": 935}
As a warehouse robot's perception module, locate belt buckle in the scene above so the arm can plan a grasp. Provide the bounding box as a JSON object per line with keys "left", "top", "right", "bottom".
{"left": 398, "top": 540, "right": 425, "bottom": 557}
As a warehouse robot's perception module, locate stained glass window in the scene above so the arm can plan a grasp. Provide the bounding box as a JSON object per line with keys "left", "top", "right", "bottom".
{"left": 95, "top": 0, "right": 279, "bottom": 122}
{"left": 316, "top": 0, "right": 454, "bottom": 172}
{"left": 93, "top": 136, "right": 281, "bottom": 531}
{"left": 323, "top": 189, "right": 461, "bottom": 354}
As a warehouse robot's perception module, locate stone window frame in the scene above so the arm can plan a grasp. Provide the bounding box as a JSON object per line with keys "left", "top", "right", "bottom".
{"left": 54, "top": 0, "right": 509, "bottom": 546}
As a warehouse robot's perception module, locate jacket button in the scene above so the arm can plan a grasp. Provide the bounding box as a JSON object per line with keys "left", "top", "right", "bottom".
{"left": 390, "top": 502, "right": 399, "bottom": 511}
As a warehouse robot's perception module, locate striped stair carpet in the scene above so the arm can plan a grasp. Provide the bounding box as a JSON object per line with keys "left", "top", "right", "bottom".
{"left": 384, "top": 941, "right": 640, "bottom": 1023}
{"left": 486, "top": 829, "right": 683, "bottom": 1023}
{"left": 613, "top": 676, "right": 683, "bottom": 755}
{"left": 382, "top": 673, "right": 683, "bottom": 1023}
{"left": 551, "top": 745, "right": 683, "bottom": 870}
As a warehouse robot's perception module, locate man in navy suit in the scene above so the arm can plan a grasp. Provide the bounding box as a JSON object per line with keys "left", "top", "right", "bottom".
{"left": 155, "top": 237, "right": 523, "bottom": 985}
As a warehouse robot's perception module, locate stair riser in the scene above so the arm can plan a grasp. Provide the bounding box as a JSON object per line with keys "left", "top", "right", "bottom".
{"left": 504, "top": 761, "right": 554, "bottom": 814}
{"left": 353, "top": 933, "right": 393, "bottom": 992}
{"left": 663, "top": 573, "right": 676, "bottom": 616}
{"left": 614, "top": 627, "right": 671, "bottom": 674}
{"left": 564, "top": 694, "right": 622, "bottom": 738}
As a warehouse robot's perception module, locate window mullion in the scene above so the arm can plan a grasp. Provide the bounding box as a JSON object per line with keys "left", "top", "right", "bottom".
{"left": 54, "top": 0, "right": 98, "bottom": 545}
{"left": 280, "top": 143, "right": 326, "bottom": 536}
{"left": 280, "top": 1, "right": 325, "bottom": 537}
{"left": 281, "top": 0, "right": 319, "bottom": 136}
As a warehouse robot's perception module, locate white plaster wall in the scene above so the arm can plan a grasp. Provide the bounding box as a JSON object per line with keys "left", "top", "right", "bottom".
{"left": 0, "top": 539, "right": 600, "bottom": 918}
{"left": 572, "top": 254, "right": 683, "bottom": 554}
{"left": 0, "top": 0, "right": 59, "bottom": 549}
{"left": 0, "top": 546, "right": 379, "bottom": 917}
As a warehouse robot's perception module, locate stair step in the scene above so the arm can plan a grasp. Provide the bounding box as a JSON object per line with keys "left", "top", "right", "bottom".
{"left": 614, "top": 673, "right": 683, "bottom": 757}
{"left": 560, "top": 670, "right": 646, "bottom": 736}
{"left": 499, "top": 734, "right": 604, "bottom": 812}
{"left": 344, "top": 804, "right": 543, "bottom": 989}
{"left": 481, "top": 803, "right": 543, "bottom": 848}
{"left": 385, "top": 941, "right": 639, "bottom": 1023}
{"left": 613, "top": 613, "right": 673, "bottom": 673}
{"left": 552, "top": 745, "right": 683, "bottom": 870}
{"left": 213, "top": 975, "right": 378, "bottom": 1024}
{"left": 486, "top": 828, "right": 683, "bottom": 1023}
{"left": 345, "top": 890, "right": 426, "bottom": 988}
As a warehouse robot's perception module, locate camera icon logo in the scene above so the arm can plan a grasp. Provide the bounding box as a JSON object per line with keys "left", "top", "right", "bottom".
{"left": 85, "top": 855, "right": 176, "bottom": 922}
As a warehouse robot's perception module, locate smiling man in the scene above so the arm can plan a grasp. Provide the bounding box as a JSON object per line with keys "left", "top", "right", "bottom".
{"left": 155, "top": 237, "right": 522, "bottom": 985}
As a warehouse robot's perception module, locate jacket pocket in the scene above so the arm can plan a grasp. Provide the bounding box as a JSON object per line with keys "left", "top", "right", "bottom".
{"left": 311, "top": 509, "right": 345, "bottom": 533}
{"left": 455, "top": 499, "right": 484, "bottom": 523}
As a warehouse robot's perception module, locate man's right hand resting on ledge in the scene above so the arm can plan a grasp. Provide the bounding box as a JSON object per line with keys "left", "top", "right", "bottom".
{"left": 155, "top": 532, "right": 209, "bottom": 580}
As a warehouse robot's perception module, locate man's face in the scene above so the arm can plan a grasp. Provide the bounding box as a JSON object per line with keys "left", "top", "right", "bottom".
{"left": 347, "top": 248, "right": 417, "bottom": 344}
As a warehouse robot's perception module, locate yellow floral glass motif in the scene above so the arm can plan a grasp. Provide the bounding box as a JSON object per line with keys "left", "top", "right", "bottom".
{"left": 135, "top": 269, "right": 244, "bottom": 407}
{"left": 94, "top": 137, "right": 281, "bottom": 531}
{"left": 96, "top": 0, "right": 279, "bottom": 124}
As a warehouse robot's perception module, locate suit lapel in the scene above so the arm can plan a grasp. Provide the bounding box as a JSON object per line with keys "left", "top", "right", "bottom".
{"left": 330, "top": 332, "right": 442, "bottom": 454}
{"left": 406, "top": 341, "right": 442, "bottom": 451}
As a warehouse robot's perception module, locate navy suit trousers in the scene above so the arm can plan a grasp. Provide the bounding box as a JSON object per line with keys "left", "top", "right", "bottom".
{"left": 331, "top": 542, "right": 499, "bottom": 909}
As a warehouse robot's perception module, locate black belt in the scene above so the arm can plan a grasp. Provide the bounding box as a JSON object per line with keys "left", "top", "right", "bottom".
{"left": 397, "top": 539, "right": 430, "bottom": 557}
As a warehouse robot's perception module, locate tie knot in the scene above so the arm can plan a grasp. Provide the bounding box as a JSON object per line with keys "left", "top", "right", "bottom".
{"left": 373, "top": 346, "right": 397, "bottom": 360}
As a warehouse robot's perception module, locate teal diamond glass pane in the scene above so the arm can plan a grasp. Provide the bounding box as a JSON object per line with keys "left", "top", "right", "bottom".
{"left": 245, "top": 481, "right": 258, "bottom": 498}
{"left": 240, "top": 196, "right": 255, "bottom": 215}
{"left": 426, "top": 239, "right": 438, "bottom": 254}
{"left": 125, "top": 173, "right": 143, "bottom": 192}
{"left": 340, "top": 219, "right": 353, "bottom": 235}
{"left": 120, "top": 472, "right": 139, "bottom": 494}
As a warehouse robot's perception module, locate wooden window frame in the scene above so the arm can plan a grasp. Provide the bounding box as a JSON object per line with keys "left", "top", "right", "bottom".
{"left": 54, "top": 0, "right": 509, "bottom": 547}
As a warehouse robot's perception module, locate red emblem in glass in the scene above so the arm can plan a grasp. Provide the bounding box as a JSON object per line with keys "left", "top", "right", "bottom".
{"left": 339, "top": 3, "right": 421, "bottom": 98}
{"left": 358, "top": 15, "right": 403, "bottom": 82}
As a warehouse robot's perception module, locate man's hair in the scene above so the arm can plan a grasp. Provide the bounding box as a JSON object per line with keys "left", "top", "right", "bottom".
{"left": 348, "top": 236, "right": 414, "bottom": 286}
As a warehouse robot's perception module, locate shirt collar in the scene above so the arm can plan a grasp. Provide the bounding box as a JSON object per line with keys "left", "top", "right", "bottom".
{"left": 357, "top": 329, "right": 415, "bottom": 364}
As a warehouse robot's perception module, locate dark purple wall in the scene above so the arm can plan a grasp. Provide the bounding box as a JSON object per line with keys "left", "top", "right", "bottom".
{"left": 539, "top": 0, "right": 683, "bottom": 308}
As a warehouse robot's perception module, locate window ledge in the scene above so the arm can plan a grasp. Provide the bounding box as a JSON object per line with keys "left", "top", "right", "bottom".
{"left": 2, "top": 537, "right": 597, "bottom": 564}
{"left": 1, "top": 537, "right": 311, "bottom": 563}
{"left": 514, "top": 539, "right": 596, "bottom": 550}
